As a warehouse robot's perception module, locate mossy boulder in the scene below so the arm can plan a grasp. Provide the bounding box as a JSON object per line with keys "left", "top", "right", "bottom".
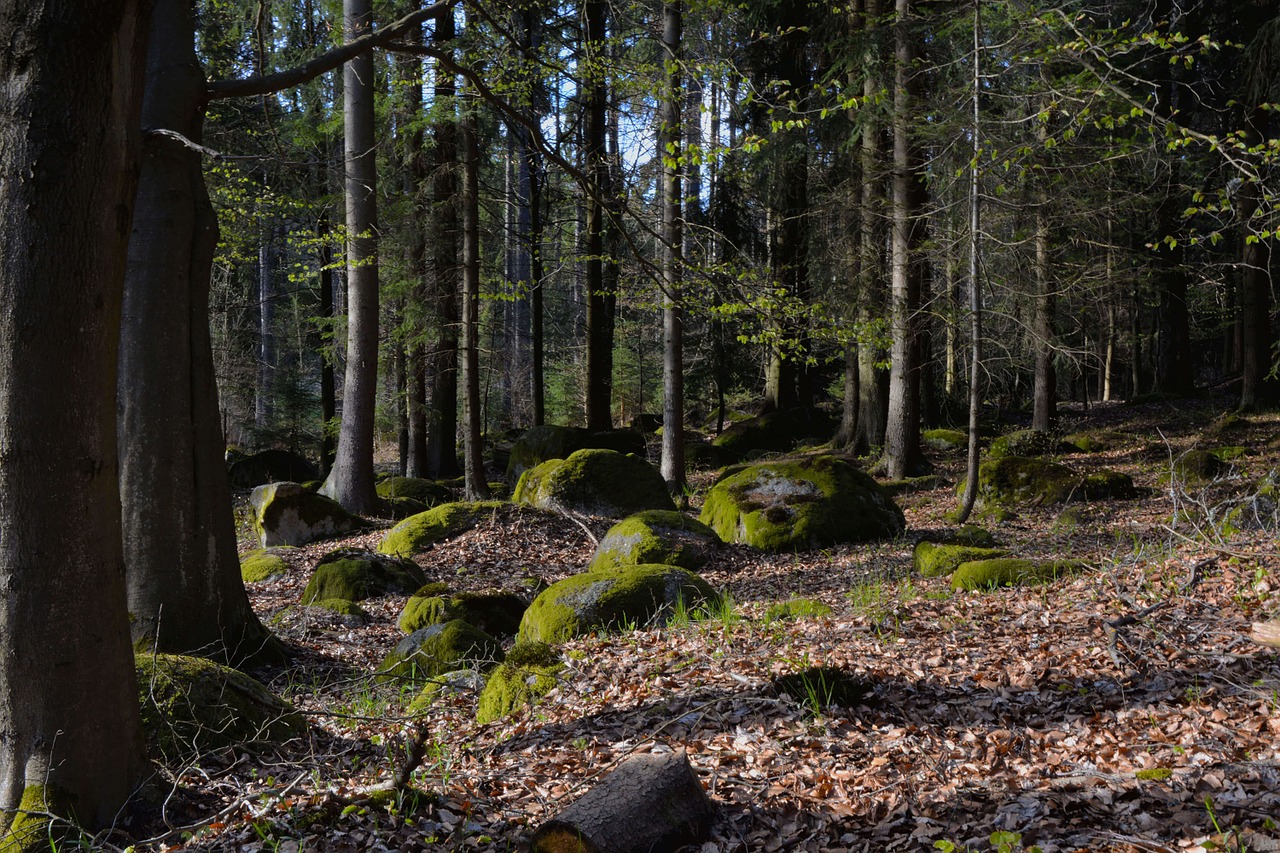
{"left": 923, "top": 428, "right": 968, "bottom": 451}
{"left": 377, "top": 620, "right": 504, "bottom": 684}
{"left": 514, "top": 449, "right": 675, "bottom": 518}
{"left": 135, "top": 653, "right": 306, "bottom": 760}
{"left": 375, "top": 477, "right": 455, "bottom": 506}
{"left": 1063, "top": 430, "right": 1126, "bottom": 453}
{"left": 476, "top": 641, "right": 566, "bottom": 724}
{"left": 377, "top": 501, "right": 525, "bottom": 557}
{"left": 304, "top": 598, "right": 371, "bottom": 626}
{"left": 913, "top": 541, "right": 1006, "bottom": 578}
{"left": 987, "top": 429, "right": 1073, "bottom": 459}
{"left": 251, "top": 481, "right": 361, "bottom": 547}
{"left": 301, "top": 548, "right": 426, "bottom": 604}
{"left": 588, "top": 510, "right": 722, "bottom": 573}
{"left": 710, "top": 407, "right": 836, "bottom": 461}
{"left": 240, "top": 547, "right": 295, "bottom": 583}
{"left": 963, "top": 456, "right": 1136, "bottom": 508}
{"left": 0, "top": 784, "right": 69, "bottom": 852}
{"left": 506, "top": 425, "right": 647, "bottom": 481}
{"left": 398, "top": 588, "right": 528, "bottom": 637}
{"left": 951, "top": 557, "right": 1086, "bottom": 590}
{"left": 228, "top": 449, "right": 318, "bottom": 489}
{"left": 517, "top": 564, "right": 718, "bottom": 643}
{"left": 699, "top": 455, "right": 904, "bottom": 551}
{"left": 407, "top": 670, "right": 488, "bottom": 714}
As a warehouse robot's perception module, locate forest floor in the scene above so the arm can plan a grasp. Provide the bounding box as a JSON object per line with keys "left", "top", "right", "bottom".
{"left": 150, "top": 397, "right": 1280, "bottom": 853}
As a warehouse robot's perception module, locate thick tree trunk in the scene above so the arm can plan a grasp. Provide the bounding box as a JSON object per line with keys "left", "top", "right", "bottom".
{"left": 119, "top": 0, "right": 279, "bottom": 668}
{"left": 661, "top": 0, "right": 687, "bottom": 496}
{"left": 584, "top": 0, "right": 614, "bottom": 430}
{"left": 323, "top": 0, "right": 381, "bottom": 513}
{"left": 0, "top": 0, "right": 148, "bottom": 832}
{"left": 880, "top": 0, "right": 926, "bottom": 479}
{"left": 531, "top": 752, "right": 715, "bottom": 853}
{"left": 460, "top": 109, "right": 490, "bottom": 501}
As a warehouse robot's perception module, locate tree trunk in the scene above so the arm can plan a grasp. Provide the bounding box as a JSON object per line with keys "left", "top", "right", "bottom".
{"left": 1031, "top": 163, "right": 1056, "bottom": 431}
{"left": 400, "top": 43, "right": 430, "bottom": 477}
{"left": 531, "top": 752, "right": 715, "bottom": 853}
{"left": 460, "top": 107, "right": 490, "bottom": 501}
{"left": 584, "top": 0, "right": 614, "bottom": 430}
{"left": 857, "top": 0, "right": 889, "bottom": 453}
{"left": 0, "top": 0, "right": 148, "bottom": 832}
{"left": 661, "top": 0, "right": 687, "bottom": 497}
{"left": 1238, "top": 111, "right": 1275, "bottom": 411}
{"left": 256, "top": 234, "right": 277, "bottom": 433}
{"left": 880, "top": 0, "right": 925, "bottom": 479}
{"left": 319, "top": 216, "right": 338, "bottom": 475}
{"left": 323, "top": 0, "right": 381, "bottom": 513}
{"left": 119, "top": 0, "right": 279, "bottom": 668}
{"left": 956, "top": 0, "right": 983, "bottom": 525}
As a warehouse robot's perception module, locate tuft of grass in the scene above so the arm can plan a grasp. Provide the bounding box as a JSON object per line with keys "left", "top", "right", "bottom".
{"left": 764, "top": 597, "right": 833, "bottom": 622}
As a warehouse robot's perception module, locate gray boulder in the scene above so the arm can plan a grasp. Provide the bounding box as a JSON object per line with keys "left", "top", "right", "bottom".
{"left": 251, "top": 481, "right": 360, "bottom": 547}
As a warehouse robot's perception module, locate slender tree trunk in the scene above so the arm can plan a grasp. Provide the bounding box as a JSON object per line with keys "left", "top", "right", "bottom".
{"left": 584, "top": 0, "right": 614, "bottom": 429}
{"left": 956, "top": 0, "right": 983, "bottom": 525}
{"left": 1031, "top": 152, "right": 1056, "bottom": 431}
{"left": 836, "top": 0, "right": 866, "bottom": 453}
{"left": 460, "top": 106, "right": 490, "bottom": 500}
{"left": 858, "top": 0, "right": 889, "bottom": 452}
{"left": 0, "top": 0, "right": 148, "bottom": 830}
{"left": 256, "top": 233, "right": 276, "bottom": 432}
{"left": 323, "top": 0, "right": 381, "bottom": 513}
{"left": 1239, "top": 110, "right": 1275, "bottom": 411}
{"left": 400, "top": 43, "right": 430, "bottom": 477}
{"left": 1153, "top": 48, "right": 1193, "bottom": 395}
{"left": 319, "top": 216, "right": 338, "bottom": 475}
{"left": 119, "top": 0, "right": 279, "bottom": 668}
{"left": 661, "top": 0, "right": 686, "bottom": 496}
{"left": 880, "top": 0, "right": 925, "bottom": 479}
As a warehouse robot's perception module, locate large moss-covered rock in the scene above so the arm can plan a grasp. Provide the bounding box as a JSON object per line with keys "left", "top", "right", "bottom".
{"left": 710, "top": 407, "right": 836, "bottom": 460}
{"left": 251, "top": 481, "right": 360, "bottom": 547}
{"left": 304, "top": 598, "right": 371, "bottom": 626}
{"left": 923, "top": 428, "right": 968, "bottom": 451}
{"left": 1170, "top": 449, "right": 1228, "bottom": 486}
{"left": 240, "top": 547, "right": 296, "bottom": 583}
{"left": 506, "top": 425, "right": 646, "bottom": 481}
{"left": 301, "top": 548, "right": 426, "bottom": 604}
{"left": 514, "top": 449, "right": 675, "bottom": 518}
{"left": 987, "top": 429, "right": 1073, "bottom": 459}
{"left": 135, "top": 653, "right": 306, "bottom": 760}
{"left": 398, "top": 588, "right": 528, "bottom": 637}
{"left": 228, "top": 449, "right": 318, "bottom": 489}
{"left": 377, "top": 501, "right": 528, "bottom": 557}
{"left": 913, "top": 541, "right": 1006, "bottom": 578}
{"left": 963, "top": 456, "right": 1135, "bottom": 508}
{"left": 699, "top": 456, "right": 904, "bottom": 551}
{"left": 1063, "top": 430, "right": 1126, "bottom": 453}
{"left": 375, "top": 476, "right": 455, "bottom": 506}
{"left": 377, "top": 620, "right": 504, "bottom": 684}
{"left": 951, "top": 558, "right": 1086, "bottom": 590}
{"left": 518, "top": 564, "right": 718, "bottom": 643}
{"left": 476, "top": 641, "right": 565, "bottom": 724}
{"left": 588, "top": 510, "right": 721, "bottom": 573}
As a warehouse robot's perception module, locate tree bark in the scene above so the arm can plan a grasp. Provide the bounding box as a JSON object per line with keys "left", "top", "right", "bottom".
{"left": 1238, "top": 110, "right": 1275, "bottom": 411}
{"left": 857, "top": 0, "right": 889, "bottom": 453}
{"left": 1031, "top": 156, "right": 1056, "bottom": 431}
{"left": 0, "top": 0, "right": 148, "bottom": 831}
{"left": 120, "top": 0, "right": 279, "bottom": 668}
{"left": 661, "top": 0, "right": 687, "bottom": 496}
{"left": 531, "top": 752, "right": 715, "bottom": 853}
{"left": 323, "top": 0, "right": 381, "bottom": 513}
{"left": 584, "top": 0, "right": 614, "bottom": 430}
{"left": 460, "top": 106, "right": 490, "bottom": 501}
{"left": 319, "top": 216, "right": 338, "bottom": 475}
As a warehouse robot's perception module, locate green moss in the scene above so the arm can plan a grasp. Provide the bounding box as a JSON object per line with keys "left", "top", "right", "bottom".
{"left": 763, "top": 597, "right": 833, "bottom": 622}
{"left": 377, "top": 501, "right": 512, "bottom": 557}
{"left": 517, "top": 564, "right": 718, "bottom": 643}
{"left": 413, "top": 582, "right": 451, "bottom": 598}
{"left": 1211, "top": 445, "right": 1247, "bottom": 461}
{"left": 951, "top": 558, "right": 1085, "bottom": 590}
{"left": 1052, "top": 506, "right": 1087, "bottom": 534}
{"left": 922, "top": 428, "right": 967, "bottom": 450}
{"left": 1063, "top": 430, "right": 1125, "bottom": 453}
{"left": 377, "top": 620, "right": 503, "bottom": 684}
{"left": 988, "top": 429, "right": 1069, "bottom": 459}
{"left": 882, "top": 475, "right": 943, "bottom": 496}
{"left": 506, "top": 425, "right": 645, "bottom": 480}
{"left": 240, "top": 548, "right": 293, "bottom": 583}
{"left": 306, "top": 598, "right": 370, "bottom": 624}
{"left": 250, "top": 482, "right": 361, "bottom": 547}
{"left": 913, "top": 542, "right": 1006, "bottom": 578}
{"left": 1207, "top": 412, "right": 1249, "bottom": 438}
{"left": 1080, "top": 470, "right": 1137, "bottom": 500}
{"left": 397, "top": 589, "right": 526, "bottom": 636}
{"left": 301, "top": 550, "right": 426, "bottom": 604}
{"left": 1135, "top": 767, "right": 1173, "bottom": 782}
{"left": 512, "top": 449, "right": 675, "bottom": 518}
{"left": 0, "top": 785, "right": 69, "bottom": 853}
{"left": 375, "top": 477, "right": 454, "bottom": 506}
{"left": 588, "top": 510, "right": 721, "bottom": 572}
{"left": 952, "top": 525, "right": 996, "bottom": 547}
{"left": 711, "top": 407, "right": 836, "bottom": 458}
{"left": 135, "top": 653, "right": 306, "bottom": 761}
{"left": 476, "top": 641, "right": 565, "bottom": 724}
{"left": 407, "top": 670, "right": 488, "bottom": 714}
{"left": 964, "top": 456, "right": 1093, "bottom": 508}
{"left": 1170, "top": 449, "right": 1227, "bottom": 486}
{"left": 380, "top": 496, "right": 429, "bottom": 519}
{"left": 398, "top": 596, "right": 453, "bottom": 633}
{"left": 699, "top": 456, "right": 904, "bottom": 551}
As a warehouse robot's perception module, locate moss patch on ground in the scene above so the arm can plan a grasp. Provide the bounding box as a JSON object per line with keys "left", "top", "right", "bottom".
{"left": 301, "top": 548, "right": 426, "bottom": 604}
{"left": 763, "top": 598, "right": 833, "bottom": 622}
{"left": 377, "top": 501, "right": 517, "bottom": 557}
{"left": 587, "top": 510, "right": 722, "bottom": 572}
{"left": 699, "top": 455, "right": 904, "bottom": 551}
{"left": 987, "top": 429, "right": 1073, "bottom": 459}
{"left": 517, "top": 564, "right": 719, "bottom": 644}
{"left": 951, "top": 557, "right": 1086, "bottom": 590}
{"left": 513, "top": 449, "right": 675, "bottom": 518}
{"left": 913, "top": 542, "right": 1007, "bottom": 578}
{"left": 135, "top": 653, "right": 306, "bottom": 761}
{"left": 407, "top": 670, "right": 489, "bottom": 715}
{"left": 377, "top": 620, "right": 504, "bottom": 685}
{"left": 240, "top": 547, "right": 295, "bottom": 583}
{"left": 922, "top": 428, "right": 967, "bottom": 451}
{"left": 476, "top": 641, "right": 565, "bottom": 724}
{"left": 375, "top": 477, "right": 455, "bottom": 506}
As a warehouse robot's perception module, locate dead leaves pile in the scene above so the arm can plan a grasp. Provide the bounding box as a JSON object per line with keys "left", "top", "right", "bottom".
{"left": 170, "top": 405, "right": 1280, "bottom": 852}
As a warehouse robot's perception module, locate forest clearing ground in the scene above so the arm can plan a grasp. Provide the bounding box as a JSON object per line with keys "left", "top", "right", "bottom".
{"left": 172, "top": 399, "right": 1280, "bottom": 853}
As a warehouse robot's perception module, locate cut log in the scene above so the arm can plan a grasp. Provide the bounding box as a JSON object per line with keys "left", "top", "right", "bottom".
{"left": 531, "top": 750, "right": 715, "bottom": 853}
{"left": 1252, "top": 620, "right": 1280, "bottom": 649}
